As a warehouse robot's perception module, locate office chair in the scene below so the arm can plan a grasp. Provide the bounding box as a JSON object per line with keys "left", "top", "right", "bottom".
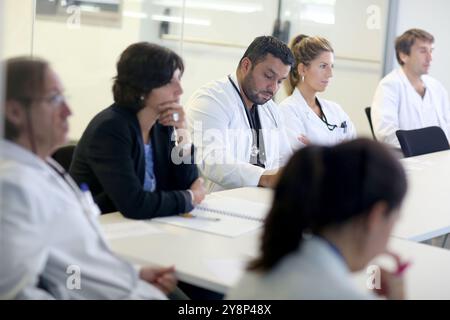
{"left": 396, "top": 126, "right": 450, "bottom": 158}
{"left": 51, "top": 144, "right": 76, "bottom": 171}
{"left": 365, "top": 107, "right": 376, "bottom": 140}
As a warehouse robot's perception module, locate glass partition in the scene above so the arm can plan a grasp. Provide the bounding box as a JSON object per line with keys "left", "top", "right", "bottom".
{"left": 31, "top": 0, "right": 184, "bottom": 139}
{"left": 280, "top": 0, "right": 389, "bottom": 135}
{"left": 3, "top": 0, "right": 391, "bottom": 139}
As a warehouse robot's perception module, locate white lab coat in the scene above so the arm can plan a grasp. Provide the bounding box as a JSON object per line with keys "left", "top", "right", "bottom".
{"left": 0, "top": 140, "right": 166, "bottom": 300}
{"left": 371, "top": 68, "right": 450, "bottom": 147}
{"left": 279, "top": 88, "right": 357, "bottom": 150}
{"left": 186, "top": 73, "right": 293, "bottom": 193}
{"left": 227, "top": 236, "right": 375, "bottom": 300}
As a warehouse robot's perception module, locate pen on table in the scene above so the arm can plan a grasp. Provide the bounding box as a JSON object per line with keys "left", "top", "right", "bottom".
{"left": 385, "top": 251, "right": 411, "bottom": 277}
{"left": 395, "top": 261, "right": 411, "bottom": 276}
{"left": 180, "top": 213, "right": 220, "bottom": 222}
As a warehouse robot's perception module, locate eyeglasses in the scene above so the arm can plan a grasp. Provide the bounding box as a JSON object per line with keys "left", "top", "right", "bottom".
{"left": 36, "top": 92, "right": 68, "bottom": 108}
{"left": 15, "top": 93, "right": 67, "bottom": 108}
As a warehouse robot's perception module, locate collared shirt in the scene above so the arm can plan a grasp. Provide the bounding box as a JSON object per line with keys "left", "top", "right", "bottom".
{"left": 0, "top": 140, "right": 166, "bottom": 300}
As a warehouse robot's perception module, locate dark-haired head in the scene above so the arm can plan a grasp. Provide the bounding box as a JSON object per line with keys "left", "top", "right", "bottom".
{"left": 112, "top": 42, "right": 184, "bottom": 112}
{"left": 238, "top": 36, "right": 294, "bottom": 69}
{"left": 249, "top": 138, "right": 407, "bottom": 272}
{"left": 237, "top": 36, "right": 293, "bottom": 106}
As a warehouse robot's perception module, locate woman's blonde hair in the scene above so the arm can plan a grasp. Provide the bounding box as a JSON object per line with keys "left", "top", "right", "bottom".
{"left": 286, "top": 35, "right": 334, "bottom": 95}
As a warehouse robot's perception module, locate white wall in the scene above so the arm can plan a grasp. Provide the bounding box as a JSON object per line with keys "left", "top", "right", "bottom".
{"left": 32, "top": 1, "right": 151, "bottom": 140}
{"left": 3, "top": 0, "right": 390, "bottom": 140}
{"left": 176, "top": 0, "right": 279, "bottom": 107}
{"left": 281, "top": 0, "right": 388, "bottom": 137}
{"left": 395, "top": 0, "right": 450, "bottom": 92}
{"left": 3, "top": 0, "right": 172, "bottom": 140}
{"left": 176, "top": 0, "right": 388, "bottom": 138}
{"left": 3, "top": 0, "right": 33, "bottom": 57}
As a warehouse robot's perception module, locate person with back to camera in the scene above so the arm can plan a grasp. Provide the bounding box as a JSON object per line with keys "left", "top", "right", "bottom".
{"left": 280, "top": 34, "right": 356, "bottom": 150}
{"left": 228, "top": 138, "right": 408, "bottom": 300}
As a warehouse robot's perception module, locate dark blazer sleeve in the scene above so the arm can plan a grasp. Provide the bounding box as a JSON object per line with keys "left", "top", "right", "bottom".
{"left": 86, "top": 118, "right": 194, "bottom": 220}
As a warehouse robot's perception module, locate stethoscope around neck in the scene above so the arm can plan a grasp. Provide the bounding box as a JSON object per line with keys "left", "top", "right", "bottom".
{"left": 227, "top": 75, "right": 271, "bottom": 166}
{"left": 314, "top": 98, "right": 347, "bottom": 133}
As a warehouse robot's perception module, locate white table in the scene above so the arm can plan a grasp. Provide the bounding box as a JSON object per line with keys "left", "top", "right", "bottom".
{"left": 394, "top": 150, "right": 450, "bottom": 241}
{"left": 99, "top": 151, "right": 450, "bottom": 298}
{"left": 356, "top": 238, "right": 450, "bottom": 300}
{"left": 100, "top": 212, "right": 260, "bottom": 294}
{"left": 100, "top": 212, "right": 450, "bottom": 299}
{"left": 218, "top": 151, "right": 450, "bottom": 243}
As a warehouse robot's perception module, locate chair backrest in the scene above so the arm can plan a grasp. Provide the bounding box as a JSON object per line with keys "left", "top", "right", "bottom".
{"left": 396, "top": 126, "right": 450, "bottom": 158}
{"left": 51, "top": 145, "right": 76, "bottom": 171}
{"left": 365, "top": 107, "right": 376, "bottom": 140}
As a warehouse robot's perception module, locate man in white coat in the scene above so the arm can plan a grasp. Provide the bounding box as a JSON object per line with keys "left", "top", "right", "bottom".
{"left": 186, "top": 36, "right": 294, "bottom": 193}
{"left": 372, "top": 28, "right": 450, "bottom": 147}
{"left": 0, "top": 57, "right": 177, "bottom": 299}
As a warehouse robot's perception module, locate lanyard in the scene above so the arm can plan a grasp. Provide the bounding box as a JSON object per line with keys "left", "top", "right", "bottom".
{"left": 45, "top": 159, "right": 136, "bottom": 279}
{"left": 228, "top": 75, "right": 266, "bottom": 168}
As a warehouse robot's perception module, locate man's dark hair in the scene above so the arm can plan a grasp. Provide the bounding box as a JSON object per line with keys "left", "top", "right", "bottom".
{"left": 239, "top": 36, "right": 294, "bottom": 68}
{"left": 112, "top": 42, "right": 184, "bottom": 112}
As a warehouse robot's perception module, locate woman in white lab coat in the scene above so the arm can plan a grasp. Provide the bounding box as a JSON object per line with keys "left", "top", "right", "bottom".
{"left": 228, "top": 139, "right": 408, "bottom": 300}
{"left": 0, "top": 57, "right": 176, "bottom": 299}
{"left": 280, "top": 35, "right": 356, "bottom": 149}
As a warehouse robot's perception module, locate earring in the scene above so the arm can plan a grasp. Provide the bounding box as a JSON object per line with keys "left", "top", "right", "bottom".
{"left": 140, "top": 95, "right": 145, "bottom": 101}
{"left": 301, "top": 75, "right": 305, "bottom": 82}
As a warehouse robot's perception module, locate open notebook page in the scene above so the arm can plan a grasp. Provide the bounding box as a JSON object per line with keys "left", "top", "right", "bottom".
{"left": 152, "top": 194, "right": 271, "bottom": 237}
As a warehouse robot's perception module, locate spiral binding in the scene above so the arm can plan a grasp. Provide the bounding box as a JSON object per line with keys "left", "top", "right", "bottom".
{"left": 195, "top": 205, "right": 264, "bottom": 222}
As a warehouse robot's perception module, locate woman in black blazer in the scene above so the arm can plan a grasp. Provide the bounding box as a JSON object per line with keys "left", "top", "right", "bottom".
{"left": 70, "top": 42, "right": 206, "bottom": 219}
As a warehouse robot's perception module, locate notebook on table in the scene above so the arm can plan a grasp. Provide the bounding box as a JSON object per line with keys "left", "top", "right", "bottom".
{"left": 152, "top": 194, "right": 270, "bottom": 237}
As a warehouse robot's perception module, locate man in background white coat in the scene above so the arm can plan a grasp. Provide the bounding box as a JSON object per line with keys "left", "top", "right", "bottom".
{"left": 372, "top": 28, "right": 450, "bottom": 147}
